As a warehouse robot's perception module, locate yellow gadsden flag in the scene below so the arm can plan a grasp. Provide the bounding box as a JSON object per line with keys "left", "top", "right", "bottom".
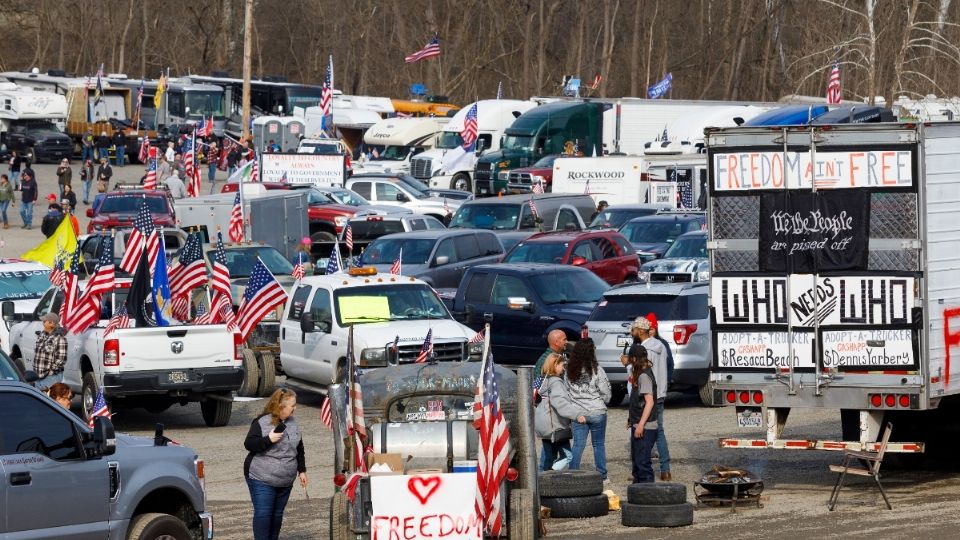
{"left": 154, "top": 72, "right": 166, "bottom": 109}
{"left": 21, "top": 216, "right": 79, "bottom": 267}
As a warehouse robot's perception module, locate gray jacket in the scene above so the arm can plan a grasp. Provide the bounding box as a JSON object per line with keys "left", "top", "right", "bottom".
{"left": 564, "top": 366, "right": 611, "bottom": 417}
{"left": 642, "top": 337, "right": 668, "bottom": 400}
{"left": 535, "top": 376, "right": 580, "bottom": 441}
{"left": 243, "top": 414, "right": 306, "bottom": 488}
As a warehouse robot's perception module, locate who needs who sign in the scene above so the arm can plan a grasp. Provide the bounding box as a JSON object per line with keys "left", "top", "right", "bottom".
{"left": 712, "top": 150, "right": 913, "bottom": 191}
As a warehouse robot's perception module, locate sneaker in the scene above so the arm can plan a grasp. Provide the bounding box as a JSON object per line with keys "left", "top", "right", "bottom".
{"left": 25, "top": 225, "right": 32, "bottom": 230}
{"left": 603, "top": 478, "right": 611, "bottom": 485}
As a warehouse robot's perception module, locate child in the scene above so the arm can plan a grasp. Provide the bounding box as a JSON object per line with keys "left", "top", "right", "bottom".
{"left": 623, "top": 343, "right": 658, "bottom": 483}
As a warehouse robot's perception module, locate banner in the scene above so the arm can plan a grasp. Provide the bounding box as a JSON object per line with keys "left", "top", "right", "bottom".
{"left": 716, "top": 331, "right": 815, "bottom": 370}
{"left": 370, "top": 473, "right": 480, "bottom": 540}
{"left": 259, "top": 153, "right": 345, "bottom": 186}
{"left": 821, "top": 329, "right": 915, "bottom": 368}
{"left": 759, "top": 190, "right": 870, "bottom": 273}
{"left": 647, "top": 73, "right": 673, "bottom": 99}
{"left": 712, "top": 150, "right": 914, "bottom": 191}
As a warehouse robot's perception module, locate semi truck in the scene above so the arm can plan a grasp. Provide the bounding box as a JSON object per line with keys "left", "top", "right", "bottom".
{"left": 705, "top": 121, "right": 960, "bottom": 457}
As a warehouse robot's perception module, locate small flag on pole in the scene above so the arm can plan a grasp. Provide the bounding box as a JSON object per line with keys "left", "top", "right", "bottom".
{"left": 461, "top": 104, "right": 478, "bottom": 151}
{"left": 320, "top": 396, "right": 333, "bottom": 429}
{"left": 390, "top": 248, "right": 402, "bottom": 275}
{"left": 87, "top": 389, "right": 111, "bottom": 428}
{"left": 827, "top": 61, "right": 842, "bottom": 104}
{"left": 415, "top": 329, "right": 433, "bottom": 363}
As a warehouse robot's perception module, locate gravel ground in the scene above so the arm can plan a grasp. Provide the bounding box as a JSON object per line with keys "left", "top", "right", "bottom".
{"left": 20, "top": 162, "right": 960, "bottom": 538}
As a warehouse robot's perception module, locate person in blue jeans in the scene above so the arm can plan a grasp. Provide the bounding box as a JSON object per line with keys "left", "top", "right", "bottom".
{"left": 19, "top": 168, "right": 37, "bottom": 229}
{"left": 536, "top": 353, "right": 577, "bottom": 471}
{"left": 645, "top": 313, "right": 674, "bottom": 481}
{"left": 623, "top": 343, "right": 658, "bottom": 483}
{"left": 243, "top": 388, "right": 308, "bottom": 540}
{"left": 565, "top": 338, "right": 611, "bottom": 481}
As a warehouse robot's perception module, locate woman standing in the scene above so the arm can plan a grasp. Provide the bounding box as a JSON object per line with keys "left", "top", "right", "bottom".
{"left": 535, "top": 352, "right": 579, "bottom": 470}
{"left": 56, "top": 158, "right": 72, "bottom": 200}
{"left": 80, "top": 159, "right": 94, "bottom": 204}
{"left": 623, "top": 343, "right": 658, "bottom": 483}
{"left": 0, "top": 174, "right": 13, "bottom": 228}
{"left": 565, "top": 338, "right": 611, "bottom": 481}
{"left": 243, "top": 388, "right": 307, "bottom": 540}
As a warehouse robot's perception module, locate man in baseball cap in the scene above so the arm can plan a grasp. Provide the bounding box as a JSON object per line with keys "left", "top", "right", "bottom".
{"left": 644, "top": 312, "right": 674, "bottom": 481}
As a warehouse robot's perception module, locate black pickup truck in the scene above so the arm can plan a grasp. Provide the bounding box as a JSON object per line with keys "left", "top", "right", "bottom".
{"left": 441, "top": 263, "right": 610, "bottom": 365}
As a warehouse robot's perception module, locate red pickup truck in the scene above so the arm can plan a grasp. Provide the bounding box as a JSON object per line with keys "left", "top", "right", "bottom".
{"left": 86, "top": 190, "right": 176, "bottom": 233}
{"left": 220, "top": 182, "right": 359, "bottom": 242}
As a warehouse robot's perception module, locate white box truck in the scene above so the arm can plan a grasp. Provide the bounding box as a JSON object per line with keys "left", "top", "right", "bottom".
{"left": 550, "top": 155, "right": 680, "bottom": 207}
{"left": 705, "top": 122, "right": 960, "bottom": 458}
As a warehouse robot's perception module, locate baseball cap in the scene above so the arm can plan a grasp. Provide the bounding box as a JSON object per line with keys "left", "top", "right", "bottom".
{"left": 302, "top": 237, "right": 312, "bottom": 246}
{"left": 630, "top": 316, "right": 651, "bottom": 331}
{"left": 645, "top": 312, "right": 658, "bottom": 330}
{"left": 46, "top": 193, "right": 57, "bottom": 201}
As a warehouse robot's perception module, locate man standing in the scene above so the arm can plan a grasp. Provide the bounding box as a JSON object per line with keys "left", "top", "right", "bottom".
{"left": 535, "top": 329, "right": 569, "bottom": 385}
{"left": 623, "top": 316, "right": 671, "bottom": 481}
{"left": 97, "top": 157, "right": 113, "bottom": 188}
{"left": 112, "top": 130, "right": 127, "bottom": 167}
{"left": 82, "top": 129, "right": 95, "bottom": 163}
{"left": 164, "top": 141, "right": 176, "bottom": 163}
{"left": 96, "top": 131, "right": 111, "bottom": 162}
{"left": 33, "top": 313, "right": 67, "bottom": 390}
{"left": 645, "top": 313, "right": 673, "bottom": 481}
{"left": 164, "top": 170, "right": 187, "bottom": 199}
{"left": 8, "top": 150, "right": 23, "bottom": 190}
{"left": 207, "top": 142, "right": 219, "bottom": 194}
{"left": 56, "top": 158, "right": 72, "bottom": 200}
{"left": 19, "top": 168, "right": 37, "bottom": 229}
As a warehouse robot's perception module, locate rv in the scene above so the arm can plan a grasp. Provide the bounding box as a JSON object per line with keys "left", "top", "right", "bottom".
{"left": 0, "top": 82, "right": 72, "bottom": 162}
{"left": 355, "top": 117, "right": 448, "bottom": 175}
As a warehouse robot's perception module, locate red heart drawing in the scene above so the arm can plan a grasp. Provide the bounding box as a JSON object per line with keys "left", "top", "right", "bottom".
{"left": 407, "top": 475, "right": 442, "bottom": 505}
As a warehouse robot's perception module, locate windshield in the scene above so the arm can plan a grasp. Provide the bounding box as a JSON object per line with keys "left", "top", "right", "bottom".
{"left": 399, "top": 176, "right": 432, "bottom": 193}
{"left": 591, "top": 293, "right": 708, "bottom": 322}
{"left": 334, "top": 283, "right": 449, "bottom": 325}
{"left": 286, "top": 88, "right": 322, "bottom": 110}
{"left": 436, "top": 131, "right": 463, "bottom": 149}
{"left": 305, "top": 188, "right": 336, "bottom": 205}
{"left": 98, "top": 196, "right": 168, "bottom": 214}
{"left": 300, "top": 142, "right": 341, "bottom": 155}
{"left": 620, "top": 220, "right": 688, "bottom": 244}
{"left": 503, "top": 242, "right": 569, "bottom": 264}
{"left": 449, "top": 204, "right": 521, "bottom": 230}
{"left": 0, "top": 351, "right": 19, "bottom": 381}
{"left": 185, "top": 91, "right": 223, "bottom": 116}
{"left": 502, "top": 134, "right": 536, "bottom": 152}
{"left": 207, "top": 246, "right": 294, "bottom": 277}
{"left": 664, "top": 236, "right": 707, "bottom": 259}
{"left": 349, "top": 220, "right": 406, "bottom": 241}
{"left": 325, "top": 188, "right": 370, "bottom": 206}
{"left": 14, "top": 120, "right": 60, "bottom": 132}
{"left": 533, "top": 155, "right": 559, "bottom": 168}
{"left": 589, "top": 209, "right": 657, "bottom": 229}
{"left": 0, "top": 270, "right": 51, "bottom": 300}
{"left": 373, "top": 146, "right": 412, "bottom": 161}
{"left": 359, "top": 238, "right": 436, "bottom": 266}
{"left": 529, "top": 271, "right": 609, "bottom": 304}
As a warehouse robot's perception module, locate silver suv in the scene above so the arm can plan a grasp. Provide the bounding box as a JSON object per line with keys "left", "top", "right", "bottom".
{"left": 586, "top": 282, "right": 711, "bottom": 406}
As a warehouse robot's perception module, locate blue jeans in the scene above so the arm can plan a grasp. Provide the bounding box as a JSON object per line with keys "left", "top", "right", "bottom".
{"left": 656, "top": 400, "right": 670, "bottom": 473}
{"left": 19, "top": 201, "right": 33, "bottom": 226}
{"left": 114, "top": 147, "right": 125, "bottom": 166}
{"left": 82, "top": 180, "right": 92, "bottom": 203}
{"left": 540, "top": 438, "right": 572, "bottom": 471}
{"left": 98, "top": 148, "right": 110, "bottom": 162}
{"left": 9, "top": 171, "right": 19, "bottom": 190}
{"left": 630, "top": 427, "right": 658, "bottom": 483}
{"left": 570, "top": 413, "right": 608, "bottom": 479}
{"left": 246, "top": 477, "right": 292, "bottom": 540}
{"left": 0, "top": 200, "right": 9, "bottom": 224}
{"left": 208, "top": 164, "right": 218, "bottom": 193}
{"left": 82, "top": 146, "right": 94, "bottom": 163}
{"left": 35, "top": 372, "right": 64, "bottom": 391}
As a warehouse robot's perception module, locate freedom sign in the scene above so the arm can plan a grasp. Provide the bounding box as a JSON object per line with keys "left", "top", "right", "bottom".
{"left": 370, "top": 473, "right": 481, "bottom": 540}
{"left": 712, "top": 150, "right": 913, "bottom": 191}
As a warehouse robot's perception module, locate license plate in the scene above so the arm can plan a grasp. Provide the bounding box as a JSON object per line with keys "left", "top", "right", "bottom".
{"left": 616, "top": 336, "right": 630, "bottom": 348}
{"left": 167, "top": 371, "right": 190, "bottom": 384}
{"left": 736, "top": 407, "right": 763, "bottom": 428}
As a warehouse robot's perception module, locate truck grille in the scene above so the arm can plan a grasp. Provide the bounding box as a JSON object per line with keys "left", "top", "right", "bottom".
{"left": 509, "top": 172, "right": 533, "bottom": 184}
{"left": 398, "top": 340, "right": 466, "bottom": 363}
{"left": 649, "top": 272, "right": 693, "bottom": 283}
{"left": 411, "top": 157, "right": 433, "bottom": 180}
{"left": 475, "top": 169, "right": 492, "bottom": 181}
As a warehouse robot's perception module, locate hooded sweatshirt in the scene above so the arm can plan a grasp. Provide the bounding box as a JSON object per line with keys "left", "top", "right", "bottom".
{"left": 535, "top": 375, "right": 581, "bottom": 441}
{"left": 642, "top": 336, "right": 668, "bottom": 400}
{"left": 564, "top": 366, "right": 611, "bottom": 417}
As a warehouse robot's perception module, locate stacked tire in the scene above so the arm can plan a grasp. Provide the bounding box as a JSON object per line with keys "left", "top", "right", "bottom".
{"left": 621, "top": 483, "right": 694, "bottom": 528}
{"left": 538, "top": 470, "right": 609, "bottom": 519}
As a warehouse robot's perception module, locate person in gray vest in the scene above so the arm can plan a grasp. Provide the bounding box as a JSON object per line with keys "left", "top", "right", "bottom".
{"left": 244, "top": 388, "right": 308, "bottom": 540}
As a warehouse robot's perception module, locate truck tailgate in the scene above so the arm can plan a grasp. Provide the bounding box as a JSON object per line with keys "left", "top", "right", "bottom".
{"left": 115, "top": 325, "right": 234, "bottom": 372}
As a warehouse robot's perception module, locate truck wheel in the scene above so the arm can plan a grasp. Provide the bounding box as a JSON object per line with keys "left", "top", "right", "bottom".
{"left": 451, "top": 173, "right": 472, "bottom": 192}
{"left": 127, "top": 512, "right": 191, "bottom": 540}
{"left": 329, "top": 491, "right": 352, "bottom": 540}
{"left": 311, "top": 231, "right": 337, "bottom": 243}
{"left": 540, "top": 493, "right": 609, "bottom": 519}
{"left": 256, "top": 351, "right": 277, "bottom": 397}
{"left": 538, "top": 470, "right": 603, "bottom": 498}
{"left": 81, "top": 372, "right": 102, "bottom": 422}
{"left": 626, "top": 482, "right": 687, "bottom": 505}
{"left": 200, "top": 395, "right": 233, "bottom": 427}
{"left": 620, "top": 502, "right": 694, "bottom": 528}
{"left": 608, "top": 385, "right": 627, "bottom": 407}
{"left": 508, "top": 488, "right": 535, "bottom": 540}
{"left": 699, "top": 383, "right": 719, "bottom": 407}
{"left": 238, "top": 349, "right": 260, "bottom": 397}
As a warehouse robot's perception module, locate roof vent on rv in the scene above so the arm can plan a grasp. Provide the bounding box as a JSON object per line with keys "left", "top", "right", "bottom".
{"left": 30, "top": 67, "right": 40, "bottom": 76}
{"left": 47, "top": 69, "right": 67, "bottom": 77}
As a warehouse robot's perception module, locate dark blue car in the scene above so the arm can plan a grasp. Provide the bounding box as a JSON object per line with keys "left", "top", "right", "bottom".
{"left": 618, "top": 212, "right": 706, "bottom": 262}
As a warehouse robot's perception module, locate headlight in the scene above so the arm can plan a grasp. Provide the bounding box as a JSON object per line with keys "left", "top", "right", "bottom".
{"left": 498, "top": 171, "right": 509, "bottom": 181}
{"left": 334, "top": 216, "right": 347, "bottom": 227}
{"left": 696, "top": 269, "right": 711, "bottom": 282}
{"left": 360, "top": 348, "right": 387, "bottom": 367}
{"left": 638, "top": 271, "right": 650, "bottom": 283}
{"left": 468, "top": 342, "right": 484, "bottom": 356}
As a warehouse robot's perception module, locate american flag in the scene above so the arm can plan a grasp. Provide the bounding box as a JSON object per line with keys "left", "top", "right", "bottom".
{"left": 325, "top": 243, "right": 342, "bottom": 275}
{"left": 320, "top": 60, "right": 333, "bottom": 120}
{"left": 469, "top": 328, "right": 485, "bottom": 344}
{"left": 320, "top": 396, "right": 333, "bottom": 429}
{"left": 344, "top": 224, "right": 354, "bottom": 253}
{"left": 104, "top": 304, "right": 130, "bottom": 337}
{"left": 251, "top": 155, "right": 259, "bottom": 183}
{"left": 144, "top": 147, "right": 157, "bottom": 190}
{"left": 186, "top": 131, "right": 202, "bottom": 197}
{"left": 475, "top": 348, "right": 510, "bottom": 535}
{"left": 235, "top": 258, "right": 287, "bottom": 342}
{"left": 134, "top": 82, "right": 144, "bottom": 129}
{"left": 496, "top": 81, "right": 503, "bottom": 100}
{"left": 210, "top": 292, "right": 236, "bottom": 329}
{"left": 68, "top": 238, "right": 115, "bottom": 334}
{"left": 218, "top": 138, "right": 236, "bottom": 171}
{"left": 169, "top": 232, "right": 206, "bottom": 296}
{"left": 228, "top": 192, "right": 244, "bottom": 242}
{"left": 138, "top": 135, "right": 150, "bottom": 164}
{"left": 590, "top": 74, "right": 603, "bottom": 90}
{"left": 170, "top": 292, "right": 191, "bottom": 321}
{"left": 193, "top": 300, "right": 212, "bottom": 324}
{"left": 346, "top": 325, "right": 366, "bottom": 440}
{"left": 60, "top": 249, "right": 82, "bottom": 325}
{"left": 528, "top": 197, "right": 539, "bottom": 220}
{"left": 211, "top": 233, "right": 232, "bottom": 299}
{"left": 404, "top": 35, "right": 441, "bottom": 63}
{"left": 49, "top": 253, "right": 66, "bottom": 288}
{"left": 827, "top": 61, "right": 842, "bottom": 104}
{"left": 461, "top": 103, "right": 478, "bottom": 150}
{"left": 87, "top": 389, "right": 111, "bottom": 428}
{"left": 532, "top": 180, "right": 544, "bottom": 194}
{"left": 390, "top": 248, "right": 402, "bottom": 276}
{"left": 415, "top": 329, "right": 433, "bottom": 363}
{"left": 292, "top": 252, "right": 305, "bottom": 281}
{"left": 119, "top": 199, "right": 160, "bottom": 274}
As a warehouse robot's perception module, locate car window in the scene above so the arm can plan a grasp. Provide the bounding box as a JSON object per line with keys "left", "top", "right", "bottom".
{"left": 0, "top": 352, "right": 21, "bottom": 381}
{"left": 490, "top": 275, "right": 529, "bottom": 305}
{"left": 556, "top": 208, "right": 581, "bottom": 231}
{"left": 435, "top": 238, "right": 458, "bottom": 263}
{"left": 308, "top": 289, "right": 333, "bottom": 332}
{"left": 612, "top": 235, "right": 635, "bottom": 255}
{"left": 592, "top": 238, "right": 618, "bottom": 259}
{"left": 591, "top": 292, "right": 708, "bottom": 321}
{"left": 81, "top": 236, "right": 101, "bottom": 259}
{"left": 351, "top": 182, "right": 371, "bottom": 199}
{"left": 376, "top": 182, "right": 404, "bottom": 201}
{"left": 424, "top": 216, "right": 446, "bottom": 230}
{"left": 464, "top": 272, "right": 494, "bottom": 303}
{"left": 685, "top": 219, "right": 705, "bottom": 232}
{"left": 408, "top": 219, "right": 426, "bottom": 231}
{"left": 288, "top": 285, "right": 312, "bottom": 321}
{"left": 454, "top": 234, "right": 482, "bottom": 261}
{"left": 34, "top": 287, "right": 63, "bottom": 318}
{"left": 571, "top": 241, "right": 595, "bottom": 262}
{"left": 477, "top": 233, "right": 503, "bottom": 255}
{"left": 0, "top": 393, "right": 84, "bottom": 460}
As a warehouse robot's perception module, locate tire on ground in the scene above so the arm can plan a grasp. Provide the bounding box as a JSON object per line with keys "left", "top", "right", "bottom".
{"left": 627, "top": 482, "right": 687, "bottom": 505}
{"left": 200, "top": 395, "right": 232, "bottom": 427}
{"left": 540, "top": 493, "right": 609, "bottom": 519}
{"left": 508, "top": 488, "right": 536, "bottom": 540}
{"left": 329, "top": 491, "right": 352, "bottom": 540}
{"left": 256, "top": 351, "right": 277, "bottom": 397}
{"left": 237, "top": 348, "right": 260, "bottom": 397}
{"left": 699, "top": 383, "right": 719, "bottom": 407}
{"left": 81, "top": 371, "right": 101, "bottom": 422}
{"left": 621, "top": 502, "right": 694, "bottom": 528}
{"left": 538, "top": 470, "right": 603, "bottom": 498}
{"left": 127, "top": 512, "right": 192, "bottom": 540}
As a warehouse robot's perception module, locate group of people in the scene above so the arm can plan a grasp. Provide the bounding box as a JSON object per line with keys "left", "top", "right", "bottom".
{"left": 81, "top": 129, "right": 128, "bottom": 166}
{"left": 534, "top": 314, "right": 673, "bottom": 485}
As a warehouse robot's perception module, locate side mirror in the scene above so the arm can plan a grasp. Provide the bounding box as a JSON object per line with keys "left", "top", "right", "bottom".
{"left": 434, "top": 255, "right": 450, "bottom": 266}
{"left": 474, "top": 139, "right": 486, "bottom": 156}
{"left": 92, "top": 416, "right": 117, "bottom": 457}
{"left": 1, "top": 300, "right": 15, "bottom": 322}
{"left": 571, "top": 256, "right": 588, "bottom": 266}
{"left": 300, "top": 313, "right": 315, "bottom": 334}
{"left": 86, "top": 208, "right": 94, "bottom": 218}
{"left": 396, "top": 192, "right": 408, "bottom": 202}
{"left": 22, "top": 370, "right": 38, "bottom": 383}
{"left": 507, "top": 297, "right": 533, "bottom": 312}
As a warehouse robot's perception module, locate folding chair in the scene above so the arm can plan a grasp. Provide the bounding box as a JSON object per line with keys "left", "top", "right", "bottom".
{"left": 827, "top": 421, "right": 893, "bottom": 510}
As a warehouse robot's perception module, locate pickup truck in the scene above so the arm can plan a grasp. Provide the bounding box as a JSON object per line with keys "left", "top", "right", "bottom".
{"left": 0, "top": 381, "right": 213, "bottom": 539}
{"left": 5, "top": 283, "right": 242, "bottom": 427}
{"left": 442, "top": 263, "right": 610, "bottom": 365}
{"left": 279, "top": 267, "right": 482, "bottom": 394}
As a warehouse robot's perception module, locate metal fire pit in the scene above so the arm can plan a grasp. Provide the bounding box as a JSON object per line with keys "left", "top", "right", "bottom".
{"left": 693, "top": 466, "right": 764, "bottom": 512}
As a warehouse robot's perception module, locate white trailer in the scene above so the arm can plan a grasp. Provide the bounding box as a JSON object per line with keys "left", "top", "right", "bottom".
{"left": 355, "top": 117, "right": 448, "bottom": 175}
{"left": 706, "top": 122, "right": 960, "bottom": 456}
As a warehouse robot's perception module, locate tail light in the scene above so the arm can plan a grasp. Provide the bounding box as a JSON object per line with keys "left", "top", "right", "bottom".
{"left": 103, "top": 338, "right": 120, "bottom": 366}
{"left": 506, "top": 467, "right": 519, "bottom": 482}
{"left": 673, "top": 324, "right": 697, "bottom": 346}
{"left": 345, "top": 154, "right": 352, "bottom": 170}
{"left": 233, "top": 332, "right": 243, "bottom": 363}
{"left": 870, "top": 394, "right": 883, "bottom": 407}
{"left": 899, "top": 394, "right": 910, "bottom": 408}
{"left": 333, "top": 473, "right": 346, "bottom": 487}
{"left": 726, "top": 391, "right": 736, "bottom": 403}
{"left": 580, "top": 325, "right": 589, "bottom": 339}
{"left": 884, "top": 394, "right": 896, "bottom": 408}
{"left": 738, "top": 391, "right": 750, "bottom": 404}
{"left": 752, "top": 391, "right": 763, "bottom": 404}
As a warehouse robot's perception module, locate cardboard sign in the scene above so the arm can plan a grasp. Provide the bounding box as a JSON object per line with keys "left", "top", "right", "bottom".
{"left": 649, "top": 182, "right": 677, "bottom": 206}
{"left": 370, "top": 473, "right": 481, "bottom": 540}
{"left": 259, "top": 153, "right": 345, "bottom": 186}
{"left": 716, "top": 331, "right": 815, "bottom": 370}
{"left": 821, "top": 329, "right": 915, "bottom": 368}
{"left": 712, "top": 150, "right": 914, "bottom": 191}
{"left": 712, "top": 275, "right": 915, "bottom": 327}
{"left": 759, "top": 190, "right": 870, "bottom": 273}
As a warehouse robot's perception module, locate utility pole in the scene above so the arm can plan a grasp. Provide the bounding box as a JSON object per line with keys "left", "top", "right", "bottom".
{"left": 241, "top": 0, "right": 254, "bottom": 140}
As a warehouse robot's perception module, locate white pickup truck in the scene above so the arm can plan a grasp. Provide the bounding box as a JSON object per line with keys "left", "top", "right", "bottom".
{"left": 4, "top": 282, "right": 242, "bottom": 426}
{"left": 279, "top": 267, "right": 482, "bottom": 392}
